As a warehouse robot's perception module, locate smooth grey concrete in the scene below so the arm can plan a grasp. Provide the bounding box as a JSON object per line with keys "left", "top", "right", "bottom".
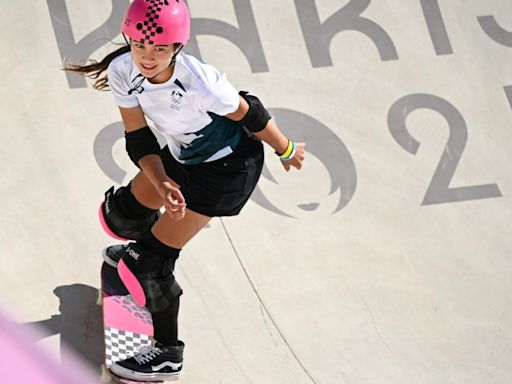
{"left": 1, "top": 1, "right": 512, "bottom": 383}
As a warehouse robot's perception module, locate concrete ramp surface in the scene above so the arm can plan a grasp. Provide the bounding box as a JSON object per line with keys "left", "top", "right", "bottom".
{"left": 1, "top": 1, "right": 511, "bottom": 383}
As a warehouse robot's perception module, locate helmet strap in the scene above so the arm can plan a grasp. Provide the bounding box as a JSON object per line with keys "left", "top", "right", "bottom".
{"left": 122, "top": 33, "right": 131, "bottom": 48}
{"left": 169, "top": 44, "right": 183, "bottom": 67}
{"left": 151, "top": 44, "right": 183, "bottom": 80}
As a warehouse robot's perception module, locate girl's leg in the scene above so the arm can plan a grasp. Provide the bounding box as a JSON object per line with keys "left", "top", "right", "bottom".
{"left": 151, "top": 208, "right": 211, "bottom": 249}
{"left": 130, "top": 171, "right": 165, "bottom": 209}
{"left": 113, "top": 169, "right": 211, "bottom": 348}
{"left": 151, "top": 291, "right": 181, "bottom": 346}
{"left": 130, "top": 208, "right": 210, "bottom": 346}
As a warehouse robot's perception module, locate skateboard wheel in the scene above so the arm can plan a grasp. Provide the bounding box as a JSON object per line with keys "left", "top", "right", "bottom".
{"left": 100, "top": 364, "right": 112, "bottom": 383}
{"left": 97, "top": 288, "right": 103, "bottom": 307}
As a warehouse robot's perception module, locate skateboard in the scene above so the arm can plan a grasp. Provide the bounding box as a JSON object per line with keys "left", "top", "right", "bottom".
{"left": 98, "top": 261, "right": 165, "bottom": 384}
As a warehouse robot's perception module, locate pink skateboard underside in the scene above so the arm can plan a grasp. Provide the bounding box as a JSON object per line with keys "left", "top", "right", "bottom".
{"left": 103, "top": 293, "right": 164, "bottom": 383}
{"left": 103, "top": 292, "right": 154, "bottom": 368}
{"left": 101, "top": 258, "right": 164, "bottom": 382}
{"left": 103, "top": 295, "right": 153, "bottom": 334}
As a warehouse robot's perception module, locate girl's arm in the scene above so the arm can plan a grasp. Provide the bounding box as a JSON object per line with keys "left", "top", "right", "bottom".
{"left": 226, "top": 96, "right": 305, "bottom": 171}
{"left": 119, "top": 106, "right": 186, "bottom": 218}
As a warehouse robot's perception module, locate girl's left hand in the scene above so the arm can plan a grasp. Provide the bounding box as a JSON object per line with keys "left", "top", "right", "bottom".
{"left": 281, "top": 142, "right": 305, "bottom": 171}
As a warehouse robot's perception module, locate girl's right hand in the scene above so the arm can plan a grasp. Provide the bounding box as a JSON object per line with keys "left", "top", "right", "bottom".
{"left": 158, "top": 181, "right": 186, "bottom": 220}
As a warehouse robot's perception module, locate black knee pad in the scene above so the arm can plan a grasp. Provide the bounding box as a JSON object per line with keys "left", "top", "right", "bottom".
{"left": 101, "top": 186, "right": 160, "bottom": 241}
{"left": 119, "top": 243, "right": 182, "bottom": 314}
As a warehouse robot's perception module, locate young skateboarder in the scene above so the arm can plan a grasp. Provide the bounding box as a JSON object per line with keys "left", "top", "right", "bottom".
{"left": 66, "top": 0, "right": 304, "bottom": 380}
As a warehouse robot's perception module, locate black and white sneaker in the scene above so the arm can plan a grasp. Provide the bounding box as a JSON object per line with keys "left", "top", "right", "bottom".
{"left": 110, "top": 342, "right": 184, "bottom": 382}
{"left": 102, "top": 244, "right": 127, "bottom": 268}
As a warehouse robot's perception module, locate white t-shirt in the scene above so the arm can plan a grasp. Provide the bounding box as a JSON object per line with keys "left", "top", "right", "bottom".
{"left": 108, "top": 52, "right": 242, "bottom": 164}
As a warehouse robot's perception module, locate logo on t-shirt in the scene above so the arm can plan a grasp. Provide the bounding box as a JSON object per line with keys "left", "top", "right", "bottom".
{"left": 170, "top": 90, "right": 183, "bottom": 111}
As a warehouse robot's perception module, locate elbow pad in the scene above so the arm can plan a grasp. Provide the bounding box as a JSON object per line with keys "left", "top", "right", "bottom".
{"left": 238, "top": 91, "right": 271, "bottom": 133}
{"left": 125, "top": 126, "right": 160, "bottom": 166}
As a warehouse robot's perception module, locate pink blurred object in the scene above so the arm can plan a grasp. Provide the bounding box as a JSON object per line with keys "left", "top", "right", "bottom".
{"left": 0, "top": 311, "right": 98, "bottom": 384}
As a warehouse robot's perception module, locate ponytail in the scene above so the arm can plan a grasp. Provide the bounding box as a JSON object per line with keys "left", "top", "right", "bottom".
{"left": 63, "top": 45, "right": 131, "bottom": 90}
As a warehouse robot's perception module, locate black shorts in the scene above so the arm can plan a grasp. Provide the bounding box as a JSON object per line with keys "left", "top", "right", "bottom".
{"left": 160, "top": 133, "right": 264, "bottom": 217}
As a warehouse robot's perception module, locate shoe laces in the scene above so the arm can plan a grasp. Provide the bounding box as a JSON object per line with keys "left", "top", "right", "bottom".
{"left": 133, "top": 346, "right": 163, "bottom": 365}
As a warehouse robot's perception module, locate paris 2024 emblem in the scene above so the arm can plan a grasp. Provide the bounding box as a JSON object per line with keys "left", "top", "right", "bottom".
{"left": 251, "top": 109, "right": 357, "bottom": 218}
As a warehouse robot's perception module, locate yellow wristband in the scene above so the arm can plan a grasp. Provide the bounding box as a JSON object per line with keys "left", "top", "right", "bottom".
{"left": 277, "top": 140, "right": 293, "bottom": 158}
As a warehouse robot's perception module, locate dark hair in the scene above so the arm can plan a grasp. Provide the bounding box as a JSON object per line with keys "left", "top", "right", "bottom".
{"left": 63, "top": 43, "right": 182, "bottom": 90}
{"left": 63, "top": 45, "right": 130, "bottom": 91}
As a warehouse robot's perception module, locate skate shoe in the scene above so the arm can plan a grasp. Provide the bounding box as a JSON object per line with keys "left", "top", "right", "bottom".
{"left": 99, "top": 186, "right": 160, "bottom": 241}
{"left": 102, "top": 244, "right": 127, "bottom": 268}
{"left": 110, "top": 342, "right": 184, "bottom": 381}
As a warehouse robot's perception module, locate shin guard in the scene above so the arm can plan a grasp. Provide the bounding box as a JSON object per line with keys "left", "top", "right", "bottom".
{"left": 117, "top": 243, "right": 182, "bottom": 314}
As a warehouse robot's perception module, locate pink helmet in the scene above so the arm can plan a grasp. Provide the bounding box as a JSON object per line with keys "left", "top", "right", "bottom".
{"left": 121, "top": 0, "right": 190, "bottom": 45}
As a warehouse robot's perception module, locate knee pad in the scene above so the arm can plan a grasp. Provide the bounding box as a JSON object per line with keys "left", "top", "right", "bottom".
{"left": 99, "top": 186, "right": 160, "bottom": 241}
{"left": 118, "top": 244, "right": 182, "bottom": 314}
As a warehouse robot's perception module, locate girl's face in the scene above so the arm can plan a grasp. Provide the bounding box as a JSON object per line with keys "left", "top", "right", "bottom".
{"left": 130, "top": 41, "right": 177, "bottom": 82}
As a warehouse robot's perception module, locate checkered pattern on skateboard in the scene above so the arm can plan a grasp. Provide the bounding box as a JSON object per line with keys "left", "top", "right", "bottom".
{"left": 104, "top": 327, "right": 152, "bottom": 367}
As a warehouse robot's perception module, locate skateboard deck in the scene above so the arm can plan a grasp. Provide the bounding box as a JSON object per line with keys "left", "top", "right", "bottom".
{"left": 99, "top": 261, "right": 164, "bottom": 384}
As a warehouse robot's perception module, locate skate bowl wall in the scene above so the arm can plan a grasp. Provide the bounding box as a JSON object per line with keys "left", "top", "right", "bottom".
{"left": 1, "top": 1, "right": 512, "bottom": 383}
